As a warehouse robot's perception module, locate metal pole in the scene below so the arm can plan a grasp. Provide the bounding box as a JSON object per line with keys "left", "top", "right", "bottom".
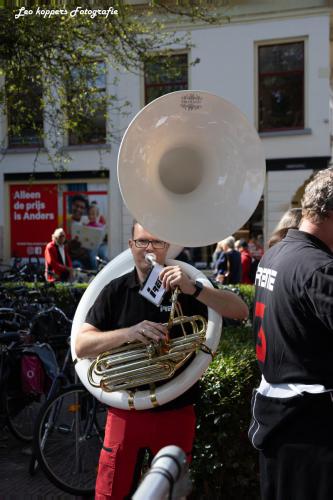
{"left": 132, "top": 445, "right": 192, "bottom": 500}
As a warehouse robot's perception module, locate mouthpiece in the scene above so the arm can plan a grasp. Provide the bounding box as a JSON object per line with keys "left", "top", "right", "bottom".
{"left": 145, "top": 253, "right": 157, "bottom": 266}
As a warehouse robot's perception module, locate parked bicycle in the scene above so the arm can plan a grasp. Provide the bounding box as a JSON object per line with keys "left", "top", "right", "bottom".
{"left": 0, "top": 256, "right": 45, "bottom": 283}
{"left": 28, "top": 307, "right": 106, "bottom": 496}
{"left": 33, "top": 382, "right": 106, "bottom": 496}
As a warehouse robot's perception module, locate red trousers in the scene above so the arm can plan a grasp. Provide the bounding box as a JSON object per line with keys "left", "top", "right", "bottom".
{"left": 95, "top": 405, "right": 196, "bottom": 500}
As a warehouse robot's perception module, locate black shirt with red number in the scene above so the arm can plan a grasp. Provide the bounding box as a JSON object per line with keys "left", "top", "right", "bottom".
{"left": 86, "top": 268, "right": 208, "bottom": 410}
{"left": 253, "top": 229, "right": 333, "bottom": 386}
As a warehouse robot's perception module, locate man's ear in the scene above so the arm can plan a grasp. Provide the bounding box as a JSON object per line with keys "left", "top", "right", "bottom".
{"left": 128, "top": 239, "right": 133, "bottom": 250}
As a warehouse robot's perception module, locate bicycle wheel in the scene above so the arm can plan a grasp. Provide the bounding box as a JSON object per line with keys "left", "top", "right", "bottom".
{"left": 6, "top": 391, "right": 46, "bottom": 442}
{"left": 34, "top": 385, "right": 106, "bottom": 496}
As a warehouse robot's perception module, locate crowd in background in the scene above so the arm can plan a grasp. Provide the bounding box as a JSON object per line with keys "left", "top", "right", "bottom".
{"left": 209, "top": 207, "right": 303, "bottom": 286}
{"left": 211, "top": 235, "right": 264, "bottom": 285}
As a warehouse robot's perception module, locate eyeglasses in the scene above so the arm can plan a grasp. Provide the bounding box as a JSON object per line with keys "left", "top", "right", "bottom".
{"left": 134, "top": 239, "right": 166, "bottom": 249}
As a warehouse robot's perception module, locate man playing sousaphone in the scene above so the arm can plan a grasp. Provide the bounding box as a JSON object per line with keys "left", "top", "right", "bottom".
{"left": 75, "top": 221, "right": 248, "bottom": 499}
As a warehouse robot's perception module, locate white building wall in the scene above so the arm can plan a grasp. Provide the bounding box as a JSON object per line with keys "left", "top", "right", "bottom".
{"left": 0, "top": 148, "right": 112, "bottom": 173}
{"left": 0, "top": 10, "right": 331, "bottom": 261}
{"left": 190, "top": 14, "right": 330, "bottom": 158}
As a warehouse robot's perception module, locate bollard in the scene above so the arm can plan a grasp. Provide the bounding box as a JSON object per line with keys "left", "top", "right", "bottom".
{"left": 132, "top": 445, "right": 192, "bottom": 500}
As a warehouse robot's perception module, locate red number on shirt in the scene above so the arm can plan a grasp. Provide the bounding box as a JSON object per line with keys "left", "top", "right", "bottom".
{"left": 255, "top": 301, "right": 266, "bottom": 363}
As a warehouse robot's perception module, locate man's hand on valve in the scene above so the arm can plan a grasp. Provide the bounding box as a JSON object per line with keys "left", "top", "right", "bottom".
{"left": 159, "top": 265, "right": 197, "bottom": 296}
{"left": 126, "top": 320, "right": 168, "bottom": 345}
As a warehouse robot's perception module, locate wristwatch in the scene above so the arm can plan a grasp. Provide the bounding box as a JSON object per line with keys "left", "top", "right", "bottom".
{"left": 192, "top": 280, "right": 204, "bottom": 298}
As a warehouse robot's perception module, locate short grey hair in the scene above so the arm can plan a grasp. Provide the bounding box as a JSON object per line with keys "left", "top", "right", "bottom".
{"left": 221, "top": 236, "right": 235, "bottom": 249}
{"left": 52, "top": 227, "right": 65, "bottom": 241}
{"left": 301, "top": 167, "right": 333, "bottom": 223}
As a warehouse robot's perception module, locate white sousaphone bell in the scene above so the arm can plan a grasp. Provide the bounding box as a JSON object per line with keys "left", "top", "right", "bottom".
{"left": 71, "top": 90, "right": 266, "bottom": 410}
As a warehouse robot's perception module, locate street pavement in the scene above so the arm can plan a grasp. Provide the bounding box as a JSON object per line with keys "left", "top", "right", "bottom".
{"left": 0, "top": 427, "right": 91, "bottom": 500}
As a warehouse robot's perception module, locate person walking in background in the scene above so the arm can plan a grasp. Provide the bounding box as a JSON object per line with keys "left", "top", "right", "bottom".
{"left": 213, "top": 238, "right": 230, "bottom": 282}
{"left": 235, "top": 239, "right": 253, "bottom": 284}
{"left": 249, "top": 168, "right": 333, "bottom": 500}
{"left": 211, "top": 240, "right": 224, "bottom": 269}
{"left": 214, "top": 236, "right": 241, "bottom": 284}
{"left": 44, "top": 228, "right": 74, "bottom": 282}
{"left": 247, "top": 234, "right": 264, "bottom": 281}
{"left": 248, "top": 234, "right": 264, "bottom": 260}
{"left": 268, "top": 207, "right": 302, "bottom": 248}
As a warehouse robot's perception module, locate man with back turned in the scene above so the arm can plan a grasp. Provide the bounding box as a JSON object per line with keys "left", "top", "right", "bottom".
{"left": 76, "top": 221, "right": 248, "bottom": 499}
{"left": 249, "top": 167, "right": 333, "bottom": 500}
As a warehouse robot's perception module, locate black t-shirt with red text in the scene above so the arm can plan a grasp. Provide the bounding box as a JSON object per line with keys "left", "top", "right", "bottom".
{"left": 253, "top": 229, "right": 333, "bottom": 386}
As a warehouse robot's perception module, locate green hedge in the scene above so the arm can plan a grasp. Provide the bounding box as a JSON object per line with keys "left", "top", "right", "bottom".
{"left": 189, "top": 285, "right": 259, "bottom": 498}
{"left": 192, "top": 324, "right": 260, "bottom": 499}
{"left": 2, "top": 281, "right": 87, "bottom": 317}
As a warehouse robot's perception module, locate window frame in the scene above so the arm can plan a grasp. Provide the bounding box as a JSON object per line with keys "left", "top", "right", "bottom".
{"left": 143, "top": 52, "right": 189, "bottom": 106}
{"left": 255, "top": 37, "right": 307, "bottom": 134}
{"left": 6, "top": 70, "right": 44, "bottom": 149}
{"left": 67, "top": 60, "right": 107, "bottom": 147}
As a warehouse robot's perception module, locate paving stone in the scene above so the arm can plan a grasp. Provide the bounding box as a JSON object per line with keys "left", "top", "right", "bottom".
{"left": 0, "top": 428, "right": 92, "bottom": 499}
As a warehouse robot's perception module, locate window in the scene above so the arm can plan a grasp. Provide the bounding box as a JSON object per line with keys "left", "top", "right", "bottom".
{"left": 258, "top": 41, "right": 304, "bottom": 132}
{"left": 67, "top": 61, "right": 106, "bottom": 146}
{"left": 6, "top": 70, "right": 43, "bottom": 148}
{"left": 144, "top": 53, "right": 188, "bottom": 105}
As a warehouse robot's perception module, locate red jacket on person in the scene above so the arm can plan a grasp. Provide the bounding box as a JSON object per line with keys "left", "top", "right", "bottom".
{"left": 44, "top": 240, "right": 72, "bottom": 282}
{"left": 239, "top": 248, "right": 253, "bottom": 284}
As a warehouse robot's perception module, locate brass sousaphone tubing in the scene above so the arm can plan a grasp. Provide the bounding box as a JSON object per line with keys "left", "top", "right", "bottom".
{"left": 87, "top": 314, "right": 207, "bottom": 392}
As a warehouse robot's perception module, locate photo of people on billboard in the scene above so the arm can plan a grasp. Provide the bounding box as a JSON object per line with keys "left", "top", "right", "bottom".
{"left": 63, "top": 190, "right": 108, "bottom": 270}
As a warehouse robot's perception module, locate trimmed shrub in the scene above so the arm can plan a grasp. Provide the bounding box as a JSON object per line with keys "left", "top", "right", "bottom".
{"left": 47, "top": 283, "right": 86, "bottom": 317}
{"left": 191, "top": 324, "right": 260, "bottom": 499}
{"left": 1, "top": 281, "right": 86, "bottom": 317}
